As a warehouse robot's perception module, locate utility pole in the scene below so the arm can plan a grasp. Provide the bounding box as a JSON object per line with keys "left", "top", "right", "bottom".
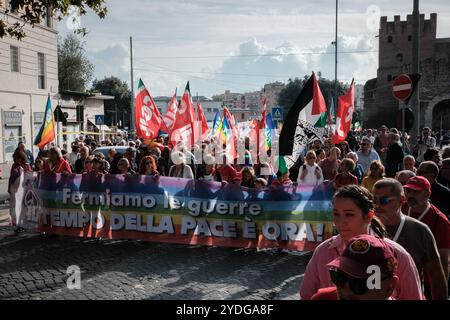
{"left": 130, "top": 36, "right": 135, "bottom": 139}
{"left": 334, "top": 0, "right": 338, "bottom": 117}
{"left": 411, "top": 0, "right": 420, "bottom": 144}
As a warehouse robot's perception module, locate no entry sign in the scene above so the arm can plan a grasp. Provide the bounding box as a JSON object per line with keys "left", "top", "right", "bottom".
{"left": 392, "top": 74, "right": 413, "bottom": 101}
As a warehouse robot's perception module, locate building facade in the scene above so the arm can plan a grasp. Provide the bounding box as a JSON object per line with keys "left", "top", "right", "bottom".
{"left": 364, "top": 13, "right": 450, "bottom": 131}
{"left": 0, "top": 3, "right": 59, "bottom": 165}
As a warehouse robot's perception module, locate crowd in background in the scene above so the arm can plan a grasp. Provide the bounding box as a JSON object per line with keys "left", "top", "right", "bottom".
{"left": 7, "top": 124, "right": 450, "bottom": 300}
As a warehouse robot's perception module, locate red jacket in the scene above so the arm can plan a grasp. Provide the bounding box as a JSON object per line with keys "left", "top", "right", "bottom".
{"left": 45, "top": 158, "right": 72, "bottom": 174}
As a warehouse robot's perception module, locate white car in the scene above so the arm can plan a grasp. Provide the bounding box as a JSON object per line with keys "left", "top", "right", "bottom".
{"left": 92, "top": 146, "right": 129, "bottom": 158}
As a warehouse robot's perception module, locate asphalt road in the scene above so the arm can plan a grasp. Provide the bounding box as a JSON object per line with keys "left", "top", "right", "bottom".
{"left": 0, "top": 228, "right": 309, "bottom": 300}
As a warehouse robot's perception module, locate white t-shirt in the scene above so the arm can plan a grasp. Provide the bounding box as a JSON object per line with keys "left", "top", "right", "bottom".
{"left": 297, "top": 163, "right": 324, "bottom": 185}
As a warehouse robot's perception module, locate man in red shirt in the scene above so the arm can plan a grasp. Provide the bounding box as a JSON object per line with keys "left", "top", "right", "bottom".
{"left": 402, "top": 176, "right": 449, "bottom": 297}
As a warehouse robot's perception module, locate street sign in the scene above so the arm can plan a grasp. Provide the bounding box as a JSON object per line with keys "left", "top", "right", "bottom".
{"left": 396, "top": 108, "right": 414, "bottom": 132}
{"left": 95, "top": 115, "right": 105, "bottom": 125}
{"left": 272, "top": 107, "right": 283, "bottom": 120}
{"left": 392, "top": 74, "right": 413, "bottom": 102}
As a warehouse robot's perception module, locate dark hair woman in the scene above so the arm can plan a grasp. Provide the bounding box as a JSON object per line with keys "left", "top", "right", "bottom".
{"left": 139, "top": 156, "right": 159, "bottom": 176}
{"left": 299, "top": 185, "right": 423, "bottom": 301}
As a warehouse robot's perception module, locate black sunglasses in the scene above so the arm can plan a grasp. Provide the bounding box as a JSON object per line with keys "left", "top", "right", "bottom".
{"left": 329, "top": 269, "right": 370, "bottom": 295}
{"left": 330, "top": 269, "right": 390, "bottom": 295}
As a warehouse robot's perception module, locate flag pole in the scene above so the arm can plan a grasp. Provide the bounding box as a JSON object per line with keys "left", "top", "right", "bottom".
{"left": 130, "top": 36, "right": 135, "bottom": 140}
{"left": 334, "top": 0, "right": 338, "bottom": 126}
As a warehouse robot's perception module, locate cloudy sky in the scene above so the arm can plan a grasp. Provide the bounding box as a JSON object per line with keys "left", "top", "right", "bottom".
{"left": 59, "top": 0, "right": 450, "bottom": 97}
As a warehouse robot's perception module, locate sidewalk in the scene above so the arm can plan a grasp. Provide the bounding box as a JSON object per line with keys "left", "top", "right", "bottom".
{"left": 0, "top": 177, "right": 9, "bottom": 204}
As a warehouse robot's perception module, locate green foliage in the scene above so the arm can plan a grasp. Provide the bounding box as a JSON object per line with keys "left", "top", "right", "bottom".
{"left": 91, "top": 76, "right": 131, "bottom": 129}
{"left": 58, "top": 34, "right": 94, "bottom": 92}
{"left": 1, "top": 0, "right": 107, "bottom": 39}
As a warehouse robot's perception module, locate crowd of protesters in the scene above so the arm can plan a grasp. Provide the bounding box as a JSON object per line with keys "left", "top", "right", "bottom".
{"left": 7, "top": 124, "right": 450, "bottom": 300}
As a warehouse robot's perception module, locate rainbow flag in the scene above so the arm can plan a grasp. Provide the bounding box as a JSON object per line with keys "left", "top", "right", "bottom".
{"left": 211, "top": 111, "right": 221, "bottom": 137}
{"left": 34, "top": 96, "right": 55, "bottom": 149}
{"left": 265, "top": 113, "right": 275, "bottom": 151}
{"left": 216, "top": 115, "right": 231, "bottom": 145}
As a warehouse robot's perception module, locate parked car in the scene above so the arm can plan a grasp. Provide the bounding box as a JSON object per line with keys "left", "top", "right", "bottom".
{"left": 92, "top": 146, "right": 129, "bottom": 159}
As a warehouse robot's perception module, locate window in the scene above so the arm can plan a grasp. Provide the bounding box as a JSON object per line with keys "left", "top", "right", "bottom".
{"left": 396, "top": 53, "right": 403, "bottom": 63}
{"left": 37, "top": 52, "right": 46, "bottom": 89}
{"left": 207, "top": 108, "right": 212, "bottom": 112}
{"left": 388, "top": 36, "right": 393, "bottom": 43}
{"left": 8, "top": 0, "right": 19, "bottom": 14}
{"left": 387, "top": 75, "right": 392, "bottom": 82}
{"left": 10, "top": 46, "right": 19, "bottom": 72}
{"left": 408, "top": 35, "right": 412, "bottom": 42}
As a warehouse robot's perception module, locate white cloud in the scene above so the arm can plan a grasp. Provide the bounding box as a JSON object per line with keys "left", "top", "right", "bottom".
{"left": 87, "top": 44, "right": 130, "bottom": 83}
{"left": 57, "top": 0, "right": 450, "bottom": 96}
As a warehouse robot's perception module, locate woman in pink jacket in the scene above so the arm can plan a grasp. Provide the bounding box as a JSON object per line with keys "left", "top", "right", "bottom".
{"left": 300, "top": 185, "right": 423, "bottom": 300}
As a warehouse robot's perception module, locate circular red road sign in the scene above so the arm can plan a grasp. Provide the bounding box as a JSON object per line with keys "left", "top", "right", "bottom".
{"left": 392, "top": 74, "right": 413, "bottom": 101}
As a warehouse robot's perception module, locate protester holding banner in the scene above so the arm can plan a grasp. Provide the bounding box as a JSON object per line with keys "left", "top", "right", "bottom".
{"left": 139, "top": 156, "right": 159, "bottom": 176}
{"left": 240, "top": 167, "right": 256, "bottom": 189}
{"left": 8, "top": 151, "right": 32, "bottom": 234}
{"left": 75, "top": 146, "right": 90, "bottom": 174}
{"left": 168, "top": 151, "right": 194, "bottom": 179}
{"left": 44, "top": 147, "right": 72, "bottom": 174}
{"left": 300, "top": 185, "right": 422, "bottom": 300}
{"left": 117, "top": 158, "right": 133, "bottom": 175}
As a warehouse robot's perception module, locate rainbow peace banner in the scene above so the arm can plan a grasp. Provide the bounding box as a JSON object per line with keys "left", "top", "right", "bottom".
{"left": 15, "top": 173, "right": 333, "bottom": 251}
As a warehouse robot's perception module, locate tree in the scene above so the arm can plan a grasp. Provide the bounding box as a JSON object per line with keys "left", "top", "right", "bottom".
{"left": 1, "top": 0, "right": 107, "bottom": 39}
{"left": 91, "top": 77, "right": 131, "bottom": 129}
{"left": 58, "top": 34, "right": 94, "bottom": 92}
{"left": 278, "top": 76, "right": 349, "bottom": 119}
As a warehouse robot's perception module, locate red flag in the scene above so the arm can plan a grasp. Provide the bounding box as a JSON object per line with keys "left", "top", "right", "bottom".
{"left": 196, "top": 99, "right": 210, "bottom": 141}
{"left": 221, "top": 107, "right": 237, "bottom": 159}
{"left": 332, "top": 80, "right": 355, "bottom": 144}
{"left": 170, "top": 81, "right": 196, "bottom": 148}
{"left": 135, "top": 79, "right": 164, "bottom": 139}
{"left": 163, "top": 89, "right": 178, "bottom": 133}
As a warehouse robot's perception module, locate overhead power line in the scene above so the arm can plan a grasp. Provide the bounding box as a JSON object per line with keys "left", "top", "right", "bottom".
{"left": 134, "top": 50, "right": 378, "bottom": 60}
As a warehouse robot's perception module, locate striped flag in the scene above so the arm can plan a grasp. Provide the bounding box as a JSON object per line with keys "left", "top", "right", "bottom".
{"left": 211, "top": 111, "right": 221, "bottom": 138}
{"left": 279, "top": 72, "right": 327, "bottom": 169}
{"left": 265, "top": 113, "right": 275, "bottom": 151}
{"left": 34, "top": 95, "right": 55, "bottom": 149}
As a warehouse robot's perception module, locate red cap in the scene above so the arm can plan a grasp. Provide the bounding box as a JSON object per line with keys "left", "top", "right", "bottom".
{"left": 233, "top": 172, "right": 242, "bottom": 181}
{"left": 403, "top": 176, "right": 431, "bottom": 193}
{"left": 326, "top": 235, "right": 398, "bottom": 278}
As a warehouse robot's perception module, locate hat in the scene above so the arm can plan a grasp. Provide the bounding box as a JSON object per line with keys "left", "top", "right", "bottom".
{"left": 403, "top": 176, "right": 431, "bottom": 193}
{"left": 326, "top": 235, "right": 398, "bottom": 278}
{"left": 233, "top": 172, "right": 242, "bottom": 182}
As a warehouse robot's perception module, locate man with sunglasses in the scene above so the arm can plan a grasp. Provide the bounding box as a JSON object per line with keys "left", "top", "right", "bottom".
{"left": 372, "top": 178, "right": 448, "bottom": 300}
{"left": 312, "top": 235, "right": 399, "bottom": 300}
{"left": 356, "top": 137, "right": 380, "bottom": 174}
